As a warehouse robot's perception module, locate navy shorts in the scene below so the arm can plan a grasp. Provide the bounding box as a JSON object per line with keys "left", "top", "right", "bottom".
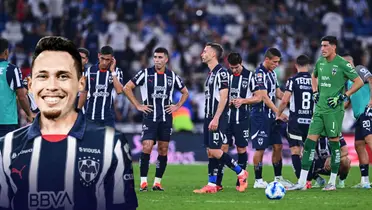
{"left": 204, "top": 117, "right": 228, "bottom": 149}
{"left": 287, "top": 123, "right": 309, "bottom": 147}
{"left": 226, "top": 118, "right": 249, "bottom": 148}
{"left": 355, "top": 112, "right": 372, "bottom": 141}
{"left": 141, "top": 118, "right": 172, "bottom": 142}
{"left": 250, "top": 115, "right": 282, "bottom": 150}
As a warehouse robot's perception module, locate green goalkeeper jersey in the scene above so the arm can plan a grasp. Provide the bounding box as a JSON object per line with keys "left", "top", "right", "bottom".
{"left": 314, "top": 55, "right": 359, "bottom": 114}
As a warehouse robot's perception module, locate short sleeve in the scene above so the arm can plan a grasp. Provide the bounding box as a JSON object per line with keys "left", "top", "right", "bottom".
{"left": 217, "top": 69, "right": 229, "bottom": 90}
{"left": 355, "top": 65, "right": 372, "bottom": 83}
{"left": 343, "top": 62, "right": 359, "bottom": 81}
{"left": 255, "top": 69, "right": 266, "bottom": 91}
{"left": 131, "top": 69, "right": 146, "bottom": 86}
{"left": 115, "top": 68, "right": 124, "bottom": 85}
{"left": 6, "top": 66, "right": 23, "bottom": 91}
{"left": 174, "top": 73, "right": 185, "bottom": 91}
{"left": 285, "top": 77, "right": 294, "bottom": 92}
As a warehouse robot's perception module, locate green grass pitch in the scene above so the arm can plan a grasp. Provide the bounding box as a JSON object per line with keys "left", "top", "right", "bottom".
{"left": 133, "top": 164, "right": 372, "bottom": 210}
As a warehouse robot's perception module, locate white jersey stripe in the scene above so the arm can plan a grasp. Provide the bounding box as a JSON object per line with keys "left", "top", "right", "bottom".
{"left": 101, "top": 72, "right": 110, "bottom": 120}
{"left": 113, "top": 140, "right": 125, "bottom": 204}
{"left": 92, "top": 71, "right": 101, "bottom": 120}
{"left": 29, "top": 136, "right": 42, "bottom": 210}
{"left": 153, "top": 73, "right": 158, "bottom": 122}
{"left": 162, "top": 73, "right": 167, "bottom": 122}
{"left": 14, "top": 67, "right": 21, "bottom": 87}
{"left": 236, "top": 75, "right": 242, "bottom": 124}
{"left": 96, "top": 127, "right": 115, "bottom": 210}
{"left": 65, "top": 136, "right": 77, "bottom": 210}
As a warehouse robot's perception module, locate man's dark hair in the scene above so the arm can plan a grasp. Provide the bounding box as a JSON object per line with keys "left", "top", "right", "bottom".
{"left": 227, "top": 52, "right": 242, "bottom": 65}
{"left": 78, "top": 47, "right": 90, "bottom": 58}
{"left": 0, "top": 38, "right": 9, "bottom": 54}
{"left": 206, "top": 42, "right": 224, "bottom": 59}
{"left": 100, "top": 46, "right": 114, "bottom": 55}
{"left": 154, "top": 47, "right": 169, "bottom": 57}
{"left": 264, "top": 47, "right": 281, "bottom": 59}
{"left": 296, "top": 54, "right": 310, "bottom": 66}
{"left": 32, "top": 36, "right": 83, "bottom": 79}
{"left": 321, "top": 36, "right": 338, "bottom": 46}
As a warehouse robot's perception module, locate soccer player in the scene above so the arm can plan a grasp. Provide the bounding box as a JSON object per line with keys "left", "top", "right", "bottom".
{"left": 0, "top": 37, "right": 33, "bottom": 137}
{"left": 22, "top": 74, "right": 40, "bottom": 114}
{"left": 277, "top": 55, "right": 314, "bottom": 180}
{"left": 77, "top": 47, "right": 90, "bottom": 112}
{"left": 219, "top": 52, "right": 261, "bottom": 190}
{"left": 342, "top": 53, "right": 372, "bottom": 188}
{"left": 193, "top": 43, "right": 248, "bottom": 194}
{"left": 0, "top": 36, "right": 138, "bottom": 210}
{"left": 79, "top": 46, "right": 124, "bottom": 127}
{"left": 123, "top": 47, "right": 189, "bottom": 191}
{"left": 311, "top": 136, "right": 350, "bottom": 188}
{"left": 250, "top": 47, "right": 292, "bottom": 188}
{"left": 288, "top": 36, "right": 363, "bottom": 191}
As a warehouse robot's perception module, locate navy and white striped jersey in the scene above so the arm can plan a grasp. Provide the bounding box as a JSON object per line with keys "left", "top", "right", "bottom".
{"left": 0, "top": 112, "right": 138, "bottom": 210}
{"left": 2, "top": 59, "right": 23, "bottom": 91}
{"left": 84, "top": 64, "right": 124, "bottom": 123}
{"left": 131, "top": 66, "right": 185, "bottom": 122}
{"left": 285, "top": 72, "right": 313, "bottom": 125}
{"left": 251, "top": 63, "right": 279, "bottom": 119}
{"left": 22, "top": 74, "right": 40, "bottom": 113}
{"left": 205, "top": 64, "right": 229, "bottom": 118}
{"left": 229, "top": 67, "right": 255, "bottom": 124}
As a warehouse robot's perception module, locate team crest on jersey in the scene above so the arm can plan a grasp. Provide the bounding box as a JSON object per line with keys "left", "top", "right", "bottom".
{"left": 78, "top": 157, "right": 100, "bottom": 186}
{"left": 167, "top": 78, "right": 173, "bottom": 86}
{"left": 332, "top": 68, "right": 337, "bottom": 76}
{"left": 242, "top": 80, "right": 248, "bottom": 88}
{"left": 109, "top": 75, "right": 113, "bottom": 83}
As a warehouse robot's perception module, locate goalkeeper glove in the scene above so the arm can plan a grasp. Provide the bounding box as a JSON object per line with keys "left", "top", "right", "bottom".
{"left": 313, "top": 91, "right": 319, "bottom": 104}
{"left": 327, "top": 94, "right": 348, "bottom": 108}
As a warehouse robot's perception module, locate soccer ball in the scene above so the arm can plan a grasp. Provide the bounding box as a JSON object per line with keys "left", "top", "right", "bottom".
{"left": 265, "top": 181, "right": 286, "bottom": 200}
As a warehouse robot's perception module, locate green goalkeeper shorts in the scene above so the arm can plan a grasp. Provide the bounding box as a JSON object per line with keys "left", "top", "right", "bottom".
{"left": 308, "top": 111, "right": 344, "bottom": 138}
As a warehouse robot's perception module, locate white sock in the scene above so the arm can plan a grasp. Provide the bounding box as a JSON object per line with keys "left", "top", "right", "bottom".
{"left": 298, "top": 170, "right": 309, "bottom": 185}
{"left": 329, "top": 173, "right": 337, "bottom": 185}
{"left": 362, "top": 176, "right": 370, "bottom": 184}
{"left": 238, "top": 170, "right": 245, "bottom": 176}
{"left": 141, "top": 177, "right": 147, "bottom": 185}
{"left": 208, "top": 182, "right": 216, "bottom": 187}
{"left": 154, "top": 177, "right": 162, "bottom": 185}
{"left": 256, "top": 178, "right": 263, "bottom": 183}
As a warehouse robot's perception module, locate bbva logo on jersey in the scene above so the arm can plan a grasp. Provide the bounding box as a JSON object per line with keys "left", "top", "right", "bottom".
{"left": 78, "top": 157, "right": 100, "bottom": 186}
{"left": 29, "top": 191, "right": 73, "bottom": 209}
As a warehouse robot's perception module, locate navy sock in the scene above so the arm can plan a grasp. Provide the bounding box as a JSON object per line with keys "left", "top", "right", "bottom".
{"left": 360, "top": 164, "right": 369, "bottom": 177}
{"left": 220, "top": 152, "right": 242, "bottom": 174}
{"left": 140, "top": 153, "right": 150, "bottom": 177}
{"left": 238, "top": 152, "right": 248, "bottom": 170}
{"left": 208, "top": 158, "right": 218, "bottom": 184}
{"left": 155, "top": 155, "right": 167, "bottom": 178}
{"left": 216, "top": 161, "right": 224, "bottom": 187}
{"left": 254, "top": 162, "right": 263, "bottom": 179}
{"left": 340, "top": 171, "right": 348, "bottom": 181}
{"left": 273, "top": 159, "right": 283, "bottom": 177}
{"left": 291, "top": 155, "right": 301, "bottom": 179}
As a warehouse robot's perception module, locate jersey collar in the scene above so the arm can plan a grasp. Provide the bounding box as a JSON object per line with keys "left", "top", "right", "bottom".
{"left": 211, "top": 64, "right": 222, "bottom": 73}
{"left": 259, "top": 63, "right": 269, "bottom": 73}
{"left": 27, "top": 111, "right": 87, "bottom": 141}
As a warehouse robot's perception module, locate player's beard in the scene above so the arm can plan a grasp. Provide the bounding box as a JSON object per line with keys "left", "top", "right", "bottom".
{"left": 42, "top": 109, "right": 62, "bottom": 120}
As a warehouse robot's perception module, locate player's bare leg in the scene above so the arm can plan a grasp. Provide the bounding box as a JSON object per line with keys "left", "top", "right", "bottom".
{"left": 152, "top": 141, "right": 169, "bottom": 191}
{"left": 288, "top": 134, "right": 319, "bottom": 190}
{"left": 140, "top": 140, "right": 154, "bottom": 191}
{"left": 194, "top": 148, "right": 248, "bottom": 193}
{"left": 216, "top": 144, "right": 229, "bottom": 191}
{"left": 353, "top": 136, "right": 372, "bottom": 188}
{"left": 253, "top": 149, "right": 267, "bottom": 188}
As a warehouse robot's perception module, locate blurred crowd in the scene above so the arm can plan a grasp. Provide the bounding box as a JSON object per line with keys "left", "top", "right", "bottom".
{"left": 2, "top": 0, "right": 372, "bottom": 131}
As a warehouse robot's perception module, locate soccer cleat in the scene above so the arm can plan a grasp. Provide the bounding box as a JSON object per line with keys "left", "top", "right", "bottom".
{"left": 237, "top": 170, "right": 248, "bottom": 192}
{"left": 216, "top": 185, "right": 224, "bottom": 192}
{"left": 275, "top": 177, "right": 294, "bottom": 188}
{"left": 253, "top": 179, "right": 268, "bottom": 189}
{"left": 286, "top": 183, "right": 307, "bottom": 191}
{"left": 193, "top": 185, "right": 218, "bottom": 194}
{"left": 140, "top": 182, "right": 148, "bottom": 192}
{"left": 337, "top": 180, "right": 345, "bottom": 189}
{"left": 306, "top": 181, "right": 312, "bottom": 189}
{"left": 312, "top": 176, "right": 326, "bottom": 188}
{"left": 322, "top": 184, "right": 336, "bottom": 191}
{"left": 152, "top": 183, "right": 164, "bottom": 191}
{"left": 351, "top": 183, "right": 371, "bottom": 189}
